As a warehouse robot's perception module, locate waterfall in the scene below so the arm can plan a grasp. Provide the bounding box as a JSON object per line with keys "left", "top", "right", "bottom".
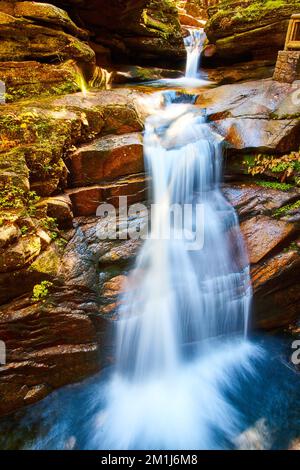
{"left": 184, "top": 29, "right": 206, "bottom": 78}
{"left": 90, "top": 31, "right": 255, "bottom": 451}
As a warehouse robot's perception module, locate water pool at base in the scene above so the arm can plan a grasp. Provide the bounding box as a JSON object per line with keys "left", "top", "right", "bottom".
{"left": 0, "top": 335, "right": 299, "bottom": 450}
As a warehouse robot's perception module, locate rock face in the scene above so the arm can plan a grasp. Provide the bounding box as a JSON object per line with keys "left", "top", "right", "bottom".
{"left": 205, "top": 0, "right": 300, "bottom": 63}
{"left": 42, "top": 0, "right": 185, "bottom": 64}
{"left": 0, "top": 293, "right": 100, "bottom": 416}
{"left": 0, "top": 0, "right": 299, "bottom": 419}
{"left": 69, "top": 133, "right": 144, "bottom": 186}
{"left": 0, "top": 2, "right": 113, "bottom": 102}
{"left": 224, "top": 182, "right": 300, "bottom": 330}
{"left": 0, "top": 87, "right": 147, "bottom": 416}
{"left": 196, "top": 79, "right": 300, "bottom": 180}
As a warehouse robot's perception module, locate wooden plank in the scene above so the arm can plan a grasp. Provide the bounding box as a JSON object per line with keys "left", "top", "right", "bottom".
{"left": 286, "top": 41, "right": 300, "bottom": 50}
{"left": 285, "top": 19, "right": 294, "bottom": 50}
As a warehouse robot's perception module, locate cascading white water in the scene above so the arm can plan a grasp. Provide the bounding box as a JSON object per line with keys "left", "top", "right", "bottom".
{"left": 90, "top": 31, "right": 255, "bottom": 450}
{"left": 184, "top": 28, "right": 206, "bottom": 78}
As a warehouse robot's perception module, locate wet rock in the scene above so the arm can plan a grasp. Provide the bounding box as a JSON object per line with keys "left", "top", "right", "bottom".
{"left": 179, "top": 12, "right": 205, "bottom": 28}
{"left": 0, "top": 294, "right": 99, "bottom": 416}
{"left": 195, "top": 80, "right": 300, "bottom": 155}
{"left": 240, "top": 215, "right": 296, "bottom": 264}
{"left": 202, "top": 61, "right": 275, "bottom": 86}
{"left": 114, "top": 65, "right": 182, "bottom": 84}
{"left": 223, "top": 183, "right": 300, "bottom": 220}
{"left": 214, "top": 118, "right": 300, "bottom": 155}
{"left": 252, "top": 246, "right": 300, "bottom": 330}
{"left": 67, "top": 174, "right": 147, "bottom": 216}
{"left": 69, "top": 133, "right": 144, "bottom": 187}
{"left": 197, "top": 79, "right": 296, "bottom": 120}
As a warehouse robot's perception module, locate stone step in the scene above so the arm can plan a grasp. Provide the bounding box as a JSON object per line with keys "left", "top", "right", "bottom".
{"left": 68, "top": 132, "right": 144, "bottom": 187}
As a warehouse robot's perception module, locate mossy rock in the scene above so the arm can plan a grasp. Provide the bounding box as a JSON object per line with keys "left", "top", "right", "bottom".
{"left": 205, "top": 0, "right": 300, "bottom": 62}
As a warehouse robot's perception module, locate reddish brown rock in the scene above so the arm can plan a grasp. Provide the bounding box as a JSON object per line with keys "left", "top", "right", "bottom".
{"left": 100, "top": 275, "right": 128, "bottom": 316}
{"left": 240, "top": 215, "right": 296, "bottom": 264}
{"left": 252, "top": 248, "right": 300, "bottom": 330}
{"left": 0, "top": 292, "right": 100, "bottom": 416}
{"left": 67, "top": 175, "right": 147, "bottom": 216}
{"left": 69, "top": 133, "right": 144, "bottom": 187}
{"left": 38, "top": 194, "right": 73, "bottom": 229}
{"left": 223, "top": 183, "right": 300, "bottom": 220}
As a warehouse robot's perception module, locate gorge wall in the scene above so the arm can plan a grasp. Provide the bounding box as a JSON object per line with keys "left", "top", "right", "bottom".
{"left": 0, "top": 0, "right": 299, "bottom": 417}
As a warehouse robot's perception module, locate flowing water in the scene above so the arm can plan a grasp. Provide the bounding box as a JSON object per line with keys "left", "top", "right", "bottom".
{"left": 0, "top": 30, "right": 299, "bottom": 451}
{"left": 184, "top": 28, "right": 206, "bottom": 78}
{"left": 87, "top": 29, "right": 254, "bottom": 449}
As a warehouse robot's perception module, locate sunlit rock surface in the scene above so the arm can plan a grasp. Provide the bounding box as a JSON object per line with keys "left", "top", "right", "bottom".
{"left": 205, "top": 0, "right": 300, "bottom": 63}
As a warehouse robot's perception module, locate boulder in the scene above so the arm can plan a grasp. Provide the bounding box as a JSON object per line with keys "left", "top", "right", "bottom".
{"left": 205, "top": 0, "right": 300, "bottom": 63}
{"left": 0, "top": 293, "right": 100, "bottom": 416}
{"left": 0, "top": 60, "right": 80, "bottom": 102}
{"left": 195, "top": 79, "right": 300, "bottom": 155}
{"left": 202, "top": 60, "right": 275, "bottom": 85}
{"left": 69, "top": 133, "right": 144, "bottom": 186}
{"left": 0, "top": 11, "right": 95, "bottom": 64}
{"left": 223, "top": 182, "right": 300, "bottom": 219}
{"left": 240, "top": 215, "right": 296, "bottom": 264}
{"left": 252, "top": 247, "right": 300, "bottom": 330}
{"left": 13, "top": 1, "right": 88, "bottom": 38}
{"left": 114, "top": 65, "right": 182, "bottom": 84}
{"left": 67, "top": 174, "right": 147, "bottom": 216}
{"left": 40, "top": 0, "right": 185, "bottom": 64}
{"left": 37, "top": 195, "right": 74, "bottom": 229}
{"left": 196, "top": 79, "right": 295, "bottom": 120}
{"left": 213, "top": 117, "right": 300, "bottom": 155}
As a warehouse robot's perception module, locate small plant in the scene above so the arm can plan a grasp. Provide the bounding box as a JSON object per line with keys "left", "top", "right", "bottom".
{"left": 255, "top": 181, "right": 293, "bottom": 191}
{"left": 32, "top": 281, "right": 53, "bottom": 302}
{"left": 273, "top": 200, "right": 300, "bottom": 218}
{"left": 20, "top": 225, "right": 29, "bottom": 235}
{"left": 40, "top": 216, "right": 59, "bottom": 240}
{"left": 246, "top": 150, "right": 300, "bottom": 184}
{"left": 55, "top": 237, "right": 68, "bottom": 249}
{"left": 284, "top": 241, "right": 300, "bottom": 253}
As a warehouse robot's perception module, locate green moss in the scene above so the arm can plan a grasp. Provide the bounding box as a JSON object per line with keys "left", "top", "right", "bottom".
{"left": 20, "top": 225, "right": 29, "bottom": 235}
{"left": 283, "top": 241, "right": 300, "bottom": 253}
{"left": 273, "top": 199, "right": 300, "bottom": 218}
{"left": 30, "top": 248, "right": 60, "bottom": 276}
{"left": 32, "top": 280, "right": 53, "bottom": 302}
{"left": 0, "top": 183, "right": 40, "bottom": 217}
{"left": 208, "top": 0, "right": 300, "bottom": 38}
{"left": 255, "top": 180, "right": 293, "bottom": 191}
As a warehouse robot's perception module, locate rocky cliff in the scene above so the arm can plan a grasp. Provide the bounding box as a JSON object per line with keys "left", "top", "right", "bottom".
{"left": 205, "top": 0, "right": 300, "bottom": 63}
{"left": 0, "top": 0, "right": 300, "bottom": 417}
{"left": 40, "top": 0, "right": 185, "bottom": 64}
